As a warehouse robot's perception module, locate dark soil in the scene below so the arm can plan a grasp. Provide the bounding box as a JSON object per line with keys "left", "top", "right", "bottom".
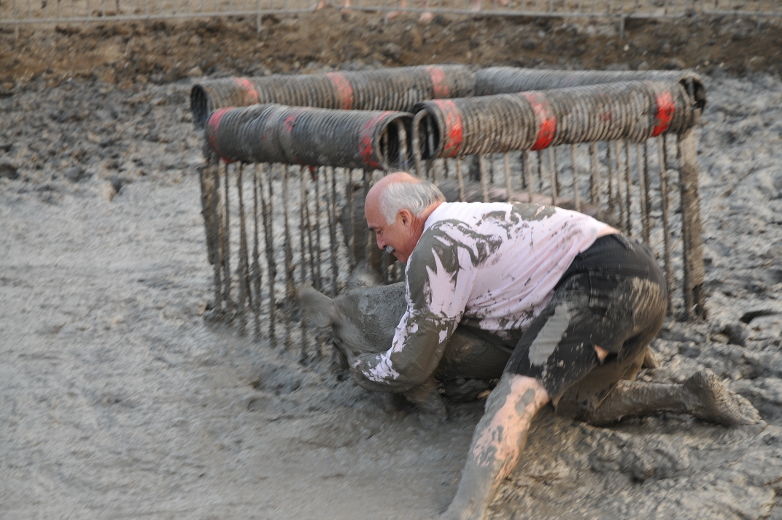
{"left": 2, "top": 10, "right": 780, "bottom": 90}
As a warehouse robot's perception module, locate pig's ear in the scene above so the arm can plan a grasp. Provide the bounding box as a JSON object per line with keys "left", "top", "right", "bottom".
{"left": 296, "top": 285, "right": 336, "bottom": 328}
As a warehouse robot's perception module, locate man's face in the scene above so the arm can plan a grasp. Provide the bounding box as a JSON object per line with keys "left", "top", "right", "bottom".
{"left": 365, "top": 202, "right": 417, "bottom": 264}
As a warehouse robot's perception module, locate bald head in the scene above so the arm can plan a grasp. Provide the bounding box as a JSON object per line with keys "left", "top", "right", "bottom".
{"left": 364, "top": 172, "right": 445, "bottom": 264}
{"left": 366, "top": 172, "right": 445, "bottom": 225}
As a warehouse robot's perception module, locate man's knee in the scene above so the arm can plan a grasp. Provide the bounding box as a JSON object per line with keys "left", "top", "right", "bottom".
{"left": 484, "top": 373, "right": 549, "bottom": 416}
{"left": 551, "top": 344, "right": 648, "bottom": 419}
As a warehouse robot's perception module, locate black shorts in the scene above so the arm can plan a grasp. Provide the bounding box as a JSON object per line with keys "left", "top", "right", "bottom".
{"left": 504, "top": 234, "right": 668, "bottom": 415}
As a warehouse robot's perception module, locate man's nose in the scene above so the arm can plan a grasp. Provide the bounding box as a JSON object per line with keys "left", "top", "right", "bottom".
{"left": 376, "top": 235, "right": 385, "bottom": 250}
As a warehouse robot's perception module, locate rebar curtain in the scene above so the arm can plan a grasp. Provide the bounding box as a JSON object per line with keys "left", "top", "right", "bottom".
{"left": 196, "top": 69, "right": 708, "bottom": 363}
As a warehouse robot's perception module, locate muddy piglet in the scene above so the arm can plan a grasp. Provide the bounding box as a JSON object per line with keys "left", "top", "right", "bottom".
{"left": 298, "top": 282, "right": 512, "bottom": 421}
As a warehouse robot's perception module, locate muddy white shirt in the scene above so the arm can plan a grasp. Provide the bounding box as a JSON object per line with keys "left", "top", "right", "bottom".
{"left": 352, "top": 201, "right": 613, "bottom": 392}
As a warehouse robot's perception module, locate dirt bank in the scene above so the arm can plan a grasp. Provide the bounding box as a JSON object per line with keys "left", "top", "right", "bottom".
{"left": 2, "top": 9, "right": 781, "bottom": 90}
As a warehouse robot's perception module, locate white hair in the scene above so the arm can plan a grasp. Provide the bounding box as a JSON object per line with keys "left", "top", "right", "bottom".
{"left": 378, "top": 177, "right": 445, "bottom": 224}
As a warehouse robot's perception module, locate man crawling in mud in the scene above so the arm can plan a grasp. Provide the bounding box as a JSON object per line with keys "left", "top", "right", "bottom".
{"left": 334, "top": 171, "right": 761, "bottom": 520}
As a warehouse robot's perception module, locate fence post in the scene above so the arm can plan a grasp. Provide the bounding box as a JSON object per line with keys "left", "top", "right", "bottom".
{"left": 678, "top": 128, "right": 706, "bottom": 319}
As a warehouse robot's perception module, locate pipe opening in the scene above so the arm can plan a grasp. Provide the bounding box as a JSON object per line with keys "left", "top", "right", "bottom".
{"left": 190, "top": 85, "right": 210, "bottom": 129}
{"left": 679, "top": 77, "right": 707, "bottom": 112}
{"left": 378, "top": 115, "right": 414, "bottom": 170}
{"left": 413, "top": 109, "right": 441, "bottom": 161}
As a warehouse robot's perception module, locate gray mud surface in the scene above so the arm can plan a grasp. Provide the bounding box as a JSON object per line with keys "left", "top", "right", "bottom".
{"left": 2, "top": 15, "right": 782, "bottom": 520}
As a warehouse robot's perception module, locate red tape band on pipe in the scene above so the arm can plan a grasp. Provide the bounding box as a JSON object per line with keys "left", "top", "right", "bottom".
{"left": 427, "top": 66, "right": 450, "bottom": 98}
{"left": 206, "top": 108, "right": 233, "bottom": 163}
{"left": 521, "top": 92, "right": 556, "bottom": 151}
{"left": 327, "top": 72, "right": 354, "bottom": 110}
{"left": 233, "top": 78, "right": 260, "bottom": 105}
{"left": 283, "top": 113, "right": 298, "bottom": 133}
{"left": 652, "top": 91, "right": 675, "bottom": 137}
{"left": 281, "top": 111, "right": 302, "bottom": 163}
{"left": 432, "top": 100, "right": 463, "bottom": 158}
{"left": 359, "top": 112, "right": 394, "bottom": 169}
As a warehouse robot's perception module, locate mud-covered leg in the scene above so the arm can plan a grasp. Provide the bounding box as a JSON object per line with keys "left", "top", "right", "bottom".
{"left": 441, "top": 374, "right": 549, "bottom": 520}
{"left": 583, "top": 371, "right": 762, "bottom": 426}
{"left": 582, "top": 380, "right": 687, "bottom": 425}
{"left": 403, "top": 376, "right": 447, "bottom": 424}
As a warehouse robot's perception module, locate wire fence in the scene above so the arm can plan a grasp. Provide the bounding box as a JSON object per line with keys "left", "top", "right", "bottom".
{"left": 1, "top": 0, "right": 781, "bottom": 25}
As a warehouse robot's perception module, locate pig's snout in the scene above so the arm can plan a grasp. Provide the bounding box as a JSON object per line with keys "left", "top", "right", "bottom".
{"left": 296, "top": 286, "right": 336, "bottom": 329}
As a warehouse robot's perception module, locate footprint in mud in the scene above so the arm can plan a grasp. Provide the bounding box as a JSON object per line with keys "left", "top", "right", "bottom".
{"left": 589, "top": 435, "right": 691, "bottom": 482}
{"left": 245, "top": 390, "right": 306, "bottom": 419}
{"left": 248, "top": 364, "right": 304, "bottom": 396}
{"left": 292, "top": 418, "right": 382, "bottom": 450}
{"left": 246, "top": 397, "right": 265, "bottom": 412}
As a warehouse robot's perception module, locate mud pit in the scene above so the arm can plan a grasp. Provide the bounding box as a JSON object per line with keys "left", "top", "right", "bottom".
{"left": 2, "top": 10, "right": 782, "bottom": 519}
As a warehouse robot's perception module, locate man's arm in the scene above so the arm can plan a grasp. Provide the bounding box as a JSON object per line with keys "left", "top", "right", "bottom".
{"left": 350, "top": 309, "right": 457, "bottom": 392}
{"left": 350, "top": 225, "right": 477, "bottom": 393}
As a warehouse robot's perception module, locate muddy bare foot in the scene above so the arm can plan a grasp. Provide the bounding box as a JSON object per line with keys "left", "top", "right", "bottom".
{"left": 685, "top": 371, "right": 763, "bottom": 426}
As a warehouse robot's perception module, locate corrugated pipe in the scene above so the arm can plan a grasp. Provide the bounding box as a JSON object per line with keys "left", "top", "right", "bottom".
{"left": 412, "top": 80, "right": 698, "bottom": 159}
{"left": 475, "top": 67, "right": 706, "bottom": 112}
{"left": 191, "top": 65, "right": 475, "bottom": 128}
{"left": 205, "top": 104, "right": 413, "bottom": 170}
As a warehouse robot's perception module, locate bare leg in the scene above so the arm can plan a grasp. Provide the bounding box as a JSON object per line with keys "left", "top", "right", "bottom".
{"left": 583, "top": 371, "right": 762, "bottom": 426}
{"left": 441, "top": 374, "right": 549, "bottom": 520}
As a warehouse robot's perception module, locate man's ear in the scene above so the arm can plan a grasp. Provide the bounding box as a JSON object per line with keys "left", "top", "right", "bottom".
{"left": 398, "top": 209, "right": 412, "bottom": 226}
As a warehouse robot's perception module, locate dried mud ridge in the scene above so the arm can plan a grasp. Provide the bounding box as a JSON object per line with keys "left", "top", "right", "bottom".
{"left": 1, "top": 13, "right": 781, "bottom": 520}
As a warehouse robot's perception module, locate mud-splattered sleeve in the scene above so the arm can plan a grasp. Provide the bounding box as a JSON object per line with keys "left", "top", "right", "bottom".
{"left": 351, "top": 225, "right": 477, "bottom": 393}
